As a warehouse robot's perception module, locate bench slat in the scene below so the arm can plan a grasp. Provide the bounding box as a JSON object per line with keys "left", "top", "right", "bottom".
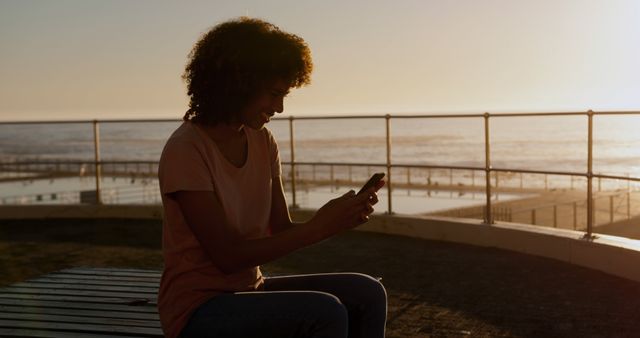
{"left": 0, "top": 319, "right": 163, "bottom": 336}
{"left": 58, "top": 269, "right": 162, "bottom": 278}
{"left": 0, "top": 305, "right": 159, "bottom": 321}
{"left": 35, "top": 274, "right": 159, "bottom": 283}
{"left": 30, "top": 277, "right": 159, "bottom": 288}
{"left": 0, "top": 328, "right": 143, "bottom": 338}
{"left": 0, "top": 293, "right": 158, "bottom": 306}
{"left": 0, "top": 287, "right": 157, "bottom": 299}
{"left": 0, "top": 312, "right": 160, "bottom": 328}
{"left": 0, "top": 299, "right": 157, "bottom": 313}
{"left": 70, "top": 267, "right": 161, "bottom": 274}
{"left": 11, "top": 282, "right": 157, "bottom": 294}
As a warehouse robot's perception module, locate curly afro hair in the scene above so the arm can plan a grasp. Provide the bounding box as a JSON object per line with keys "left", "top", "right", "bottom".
{"left": 182, "top": 17, "right": 313, "bottom": 125}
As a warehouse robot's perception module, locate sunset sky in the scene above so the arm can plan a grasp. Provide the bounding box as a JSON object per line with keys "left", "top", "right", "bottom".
{"left": 1, "top": 0, "right": 639, "bottom": 121}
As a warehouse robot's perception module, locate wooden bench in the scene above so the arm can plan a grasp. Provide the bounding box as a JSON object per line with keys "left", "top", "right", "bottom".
{"left": 0, "top": 267, "right": 163, "bottom": 337}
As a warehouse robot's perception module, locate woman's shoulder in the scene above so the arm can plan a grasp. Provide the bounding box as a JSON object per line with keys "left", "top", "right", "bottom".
{"left": 160, "top": 122, "right": 206, "bottom": 158}
{"left": 246, "top": 127, "right": 278, "bottom": 146}
{"left": 164, "top": 122, "right": 203, "bottom": 147}
{"left": 167, "top": 121, "right": 197, "bottom": 140}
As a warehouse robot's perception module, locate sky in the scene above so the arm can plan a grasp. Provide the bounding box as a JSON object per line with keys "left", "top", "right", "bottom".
{"left": 0, "top": 0, "right": 639, "bottom": 121}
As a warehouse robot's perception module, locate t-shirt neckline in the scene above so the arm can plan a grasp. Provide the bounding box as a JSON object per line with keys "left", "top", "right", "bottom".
{"left": 191, "top": 121, "right": 250, "bottom": 170}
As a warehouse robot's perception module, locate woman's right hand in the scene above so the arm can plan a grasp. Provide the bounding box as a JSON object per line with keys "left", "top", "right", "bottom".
{"left": 310, "top": 189, "right": 376, "bottom": 236}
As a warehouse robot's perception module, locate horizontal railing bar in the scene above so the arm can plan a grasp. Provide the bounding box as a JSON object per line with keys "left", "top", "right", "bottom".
{"left": 95, "top": 119, "right": 181, "bottom": 123}
{"left": 491, "top": 167, "right": 587, "bottom": 177}
{"left": 284, "top": 161, "right": 385, "bottom": 167}
{"left": 594, "top": 173, "right": 640, "bottom": 183}
{"left": 2, "top": 110, "right": 639, "bottom": 125}
{"left": 492, "top": 111, "right": 640, "bottom": 117}
{"left": 286, "top": 161, "right": 484, "bottom": 172}
{"left": 0, "top": 119, "right": 181, "bottom": 125}
{"left": 5, "top": 160, "right": 640, "bottom": 184}
{"left": 389, "top": 111, "right": 608, "bottom": 118}
{"left": 488, "top": 112, "right": 588, "bottom": 117}
{"left": 590, "top": 111, "right": 640, "bottom": 116}
{"left": 273, "top": 115, "right": 385, "bottom": 121}
{"left": 0, "top": 160, "right": 158, "bottom": 165}
{"left": 391, "top": 164, "right": 483, "bottom": 171}
{"left": 0, "top": 120, "right": 96, "bottom": 125}
{"left": 380, "top": 114, "right": 482, "bottom": 119}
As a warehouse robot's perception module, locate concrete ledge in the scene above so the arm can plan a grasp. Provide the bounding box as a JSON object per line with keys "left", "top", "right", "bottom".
{"left": 291, "top": 209, "right": 640, "bottom": 283}
{"left": 2, "top": 205, "right": 639, "bottom": 283}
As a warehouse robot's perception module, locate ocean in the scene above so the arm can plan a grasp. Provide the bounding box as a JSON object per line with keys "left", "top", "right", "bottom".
{"left": 1, "top": 114, "right": 639, "bottom": 178}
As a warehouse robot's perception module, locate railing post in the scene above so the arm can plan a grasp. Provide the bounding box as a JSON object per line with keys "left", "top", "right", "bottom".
{"left": 531, "top": 209, "right": 536, "bottom": 225}
{"left": 628, "top": 191, "right": 631, "bottom": 219}
{"left": 570, "top": 175, "right": 574, "bottom": 190}
{"left": 544, "top": 174, "right": 548, "bottom": 190}
{"left": 289, "top": 116, "right": 297, "bottom": 208}
{"left": 586, "top": 110, "right": 594, "bottom": 238}
{"left": 330, "top": 165, "right": 334, "bottom": 186}
{"left": 627, "top": 173, "right": 631, "bottom": 191}
{"left": 484, "top": 112, "right": 493, "bottom": 224}
{"left": 92, "top": 120, "right": 102, "bottom": 205}
{"left": 385, "top": 114, "right": 393, "bottom": 214}
{"left": 598, "top": 177, "right": 602, "bottom": 192}
{"left": 610, "top": 195, "right": 614, "bottom": 224}
{"left": 520, "top": 172, "right": 523, "bottom": 189}
{"left": 573, "top": 201, "right": 577, "bottom": 229}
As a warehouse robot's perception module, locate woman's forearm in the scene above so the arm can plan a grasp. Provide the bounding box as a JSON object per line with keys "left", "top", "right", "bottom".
{"left": 206, "top": 218, "right": 329, "bottom": 274}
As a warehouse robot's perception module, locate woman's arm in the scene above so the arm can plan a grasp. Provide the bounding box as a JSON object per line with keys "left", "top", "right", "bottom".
{"left": 171, "top": 187, "right": 376, "bottom": 275}
{"left": 269, "top": 176, "right": 294, "bottom": 234}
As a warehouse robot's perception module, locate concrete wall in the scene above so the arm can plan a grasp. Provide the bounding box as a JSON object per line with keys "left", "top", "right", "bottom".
{"left": 291, "top": 210, "right": 640, "bottom": 283}
{"left": 2, "top": 205, "right": 639, "bottom": 283}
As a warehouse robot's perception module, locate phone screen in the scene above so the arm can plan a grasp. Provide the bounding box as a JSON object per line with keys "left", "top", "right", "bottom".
{"left": 357, "top": 172, "right": 385, "bottom": 195}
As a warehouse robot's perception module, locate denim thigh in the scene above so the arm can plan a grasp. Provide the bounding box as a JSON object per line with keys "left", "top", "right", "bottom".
{"left": 180, "top": 289, "right": 348, "bottom": 338}
{"left": 264, "top": 272, "right": 387, "bottom": 338}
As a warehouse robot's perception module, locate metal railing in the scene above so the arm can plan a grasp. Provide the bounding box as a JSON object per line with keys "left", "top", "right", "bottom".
{"left": 1, "top": 110, "right": 639, "bottom": 239}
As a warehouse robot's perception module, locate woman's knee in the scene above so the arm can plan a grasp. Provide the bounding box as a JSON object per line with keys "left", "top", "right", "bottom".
{"left": 302, "top": 292, "right": 348, "bottom": 337}
{"left": 306, "top": 291, "right": 348, "bottom": 319}
{"left": 349, "top": 273, "right": 388, "bottom": 306}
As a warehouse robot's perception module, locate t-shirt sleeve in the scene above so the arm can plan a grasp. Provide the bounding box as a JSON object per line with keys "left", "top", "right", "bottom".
{"left": 266, "top": 129, "right": 282, "bottom": 178}
{"left": 158, "top": 139, "right": 214, "bottom": 195}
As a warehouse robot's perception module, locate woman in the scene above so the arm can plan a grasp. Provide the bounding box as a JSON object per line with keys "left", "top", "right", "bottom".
{"left": 158, "top": 17, "right": 387, "bottom": 338}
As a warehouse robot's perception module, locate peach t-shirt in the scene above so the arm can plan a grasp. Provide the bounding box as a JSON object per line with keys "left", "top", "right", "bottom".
{"left": 157, "top": 121, "right": 281, "bottom": 338}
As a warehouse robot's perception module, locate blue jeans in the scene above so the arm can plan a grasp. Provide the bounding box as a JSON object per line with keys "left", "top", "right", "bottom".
{"left": 180, "top": 272, "right": 387, "bottom": 338}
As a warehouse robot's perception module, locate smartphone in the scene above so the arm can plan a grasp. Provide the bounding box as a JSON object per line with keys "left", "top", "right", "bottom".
{"left": 357, "top": 172, "right": 385, "bottom": 195}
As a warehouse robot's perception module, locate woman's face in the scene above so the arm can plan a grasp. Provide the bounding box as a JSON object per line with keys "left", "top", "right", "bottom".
{"left": 239, "top": 79, "right": 290, "bottom": 130}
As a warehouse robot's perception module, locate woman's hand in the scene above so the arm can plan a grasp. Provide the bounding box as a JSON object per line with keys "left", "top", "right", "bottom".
{"left": 310, "top": 181, "right": 383, "bottom": 236}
